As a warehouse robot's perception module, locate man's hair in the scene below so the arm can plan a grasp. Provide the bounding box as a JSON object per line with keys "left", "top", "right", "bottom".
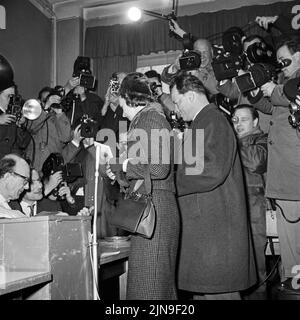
{"left": 169, "top": 71, "right": 206, "bottom": 95}
{"left": 0, "top": 157, "right": 16, "bottom": 179}
{"left": 38, "top": 86, "right": 52, "bottom": 101}
{"left": 145, "top": 70, "right": 161, "bottom": 82}
{"left": 276, "top": 35, "right": 300, "bottom": 53}
{"left": 233, "top": 104, "right": 259, "bottom": 120}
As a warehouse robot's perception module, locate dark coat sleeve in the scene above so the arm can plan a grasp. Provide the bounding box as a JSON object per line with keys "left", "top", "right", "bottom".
{"left": 239, "top": 133, "right": 268, "bottom": 175}
{"left": 176, "top": 109, "right": 237, "bottom": 196}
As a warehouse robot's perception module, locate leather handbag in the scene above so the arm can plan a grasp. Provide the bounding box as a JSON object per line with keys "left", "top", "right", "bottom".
{"left": 110, "top": 170, "right": 156, "bottom": 239}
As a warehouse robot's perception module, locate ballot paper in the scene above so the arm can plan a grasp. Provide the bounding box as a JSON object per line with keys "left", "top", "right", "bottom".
{"left": 94, "top": 141, "right": 114, "bottom": 164}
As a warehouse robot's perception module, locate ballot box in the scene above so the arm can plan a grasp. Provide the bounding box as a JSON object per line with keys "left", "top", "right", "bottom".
{"left": 0, "top": 215, "right": 93, "bottom": 300}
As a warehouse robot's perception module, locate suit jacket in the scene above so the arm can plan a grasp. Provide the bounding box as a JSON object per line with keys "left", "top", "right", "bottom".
{"left": 176, "top": 103, "right": 256, "bottom": 293}
{"left": 10, "top": 198, "right": 63, "bottom": 216}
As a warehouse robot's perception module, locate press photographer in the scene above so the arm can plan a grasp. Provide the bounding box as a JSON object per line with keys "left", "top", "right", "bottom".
{"left": 63, "top": 56, "right": 103, "bottom": 132}
{"left": 41, "top": 153, "right": 83, "bottom": 215}
{"left": 25, "top": 88, "right": 83, "bottom": 172}
{"left": 0, "top": 54, "right": 32, "bottom": 159}
{"left": 161, "top": 19, "right": 219, "bottom": 97}
{"left": 247, "top": 35, "right": 300, "bottom": 291}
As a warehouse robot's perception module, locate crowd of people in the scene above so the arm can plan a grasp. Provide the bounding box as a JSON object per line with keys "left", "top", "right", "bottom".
{"left": 1, "top": 11, "right": 300, "bottom": 300}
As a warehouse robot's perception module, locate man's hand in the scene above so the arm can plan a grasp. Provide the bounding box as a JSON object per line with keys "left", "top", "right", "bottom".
{"left": 45, "top": 94, "right": 61, "bottom": 111}
{"left": 44, "top": 171, "right": 63, "bottom": 196}
{"left": 261, "top": 82, "right": 276, "bottom": 97}
{"left": 64, "top": 77, "right": 80, "bottom": 94}
{"left": 255, "top": 16, "right": 278, "bottom": 30}
{"left": 0, "top": 114, "right": 16, "bottom": 125}
{"left": 169, "top": 19, "right": 186, "bottom": 38}
{"left": 74, "top": 85, "right": 86, "bottom": 101}
{"left": 72, "top": 124, "right": 84, "bottom": 146}
{"left": 77, "top": 206, "right": 94, "bottom": 216}
{"left": 58, "top": 184, "right": 71, "bottom": 199}
{"left": 16, "top": 116, "right": 26, "bottom": 127}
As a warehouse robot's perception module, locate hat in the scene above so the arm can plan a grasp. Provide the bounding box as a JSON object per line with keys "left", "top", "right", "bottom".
{"left": 0, "top": 54, "right": 15, "bottom": 92}
{"left": 283, "top": 77, "right": 300, "bottom": 103}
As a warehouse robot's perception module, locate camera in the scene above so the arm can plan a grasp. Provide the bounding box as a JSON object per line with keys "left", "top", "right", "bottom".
{"left": 48, "top": 86, "right": 77, "bottom": 113}
{"left": 72, "top": 56, "right": 96, "bottom": 90}
{"left": 169, "top": 111, "right": 186, "bottom": 132}
{"left": 109, "top": 74, "right": 121, "bottom": 94}
{"left": 179, "top": 50, "right": 202, "bottom": 71}
{"left": 246, "top": 41, "right": 277, "bottom": 65}
{"left": 42, "top": 153, "right": 83, "bottom": 200}
{"left": 283, "top": 77, "right": 300, "bottom": 130}
{"left": 80, "top": 114, "right": 98, "bottom": 138}
{"left": 7, "top": 94, "right": 24, "bottom": 120}
{"left": 235, "top": 59, "right": 291, "bottom": 94}
{"left": 150, "top": 82, "right": 162, "bottom": 99}
{"left": 235, "top": 63, "right": 276, "bottom": 93}
{"left": 211, "top": 27, "right": 246, "bottom": 82}
{"left": 212, "top": 49, "right": 245, "bottom": 81}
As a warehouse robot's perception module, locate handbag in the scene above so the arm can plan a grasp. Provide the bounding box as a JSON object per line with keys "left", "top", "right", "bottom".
{"left": 110, "top": 169, "right": 156, "bottom": 239}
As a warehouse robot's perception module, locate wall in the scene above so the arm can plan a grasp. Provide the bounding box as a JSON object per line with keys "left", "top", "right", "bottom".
{"left": 0, "top": 0, "right": 52, "bottom": 99}
{"left": 56, "top": 17, "right": 83, "bottom": 86}
{"left": 86, "top": 0, "right": 294, "bottom": 27}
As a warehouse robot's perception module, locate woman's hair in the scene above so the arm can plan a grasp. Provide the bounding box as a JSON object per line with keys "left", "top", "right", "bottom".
{"left": 119, "top": 72, "right": 153, "bottom": 107}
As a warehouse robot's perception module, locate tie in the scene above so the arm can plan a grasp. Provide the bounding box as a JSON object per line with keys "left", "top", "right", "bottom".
{"left": 28, "top": 203, "right": 35, "bottom": 217}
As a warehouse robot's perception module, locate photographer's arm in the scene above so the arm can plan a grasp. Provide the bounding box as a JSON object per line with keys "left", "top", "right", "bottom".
{"left": 64, "top": 77, "right": 80, "bottom": 95}
{"left": 43, "top": 171, "right": 63, "bottom": 197}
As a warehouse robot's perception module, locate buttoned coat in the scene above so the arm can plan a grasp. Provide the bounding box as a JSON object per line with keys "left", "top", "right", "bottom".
{"left": 176, "top": 103, "right": 256, "bottom": 293}
{"left": 250, "top": 68, "right": 300, "bottom": 200}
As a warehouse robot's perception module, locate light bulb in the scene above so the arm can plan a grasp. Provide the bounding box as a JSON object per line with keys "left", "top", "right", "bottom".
{"left": 128, "top": 7, "right": 142, "bottom": 21}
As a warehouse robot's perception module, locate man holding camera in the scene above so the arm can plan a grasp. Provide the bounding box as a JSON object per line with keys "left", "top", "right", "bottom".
{"left": 161, "top": 19, "right": 218, "bottom": 98}
{"left": 248, "top": 36, "right": 300, "bottom": 292}
{"left": 25, "top": 89, "right": 83, "bottom": 172}
{"left": 63, "top": 57, "right": 104, "bottom": 134}
{"left": 0, "top": 55, "right": 31, "bottom": 159}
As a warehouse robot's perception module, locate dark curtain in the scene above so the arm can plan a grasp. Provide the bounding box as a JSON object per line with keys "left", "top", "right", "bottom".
{"left": 85, "top": 1, "right": 297, "bottom": 98}
{"left": 93, "top": 55, "right": 136, "bottom": 100}
{"left": 85, "top": 1, "right": 297, "bottom": 57}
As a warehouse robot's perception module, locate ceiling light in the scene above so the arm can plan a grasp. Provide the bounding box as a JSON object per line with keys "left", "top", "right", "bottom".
{"left": 128, "top": 7, "right": 142, "bottom": 21}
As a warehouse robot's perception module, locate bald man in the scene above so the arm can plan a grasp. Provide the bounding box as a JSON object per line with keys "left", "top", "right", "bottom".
{"left": 0, "top": 154, "right": 30, "bottom": 218}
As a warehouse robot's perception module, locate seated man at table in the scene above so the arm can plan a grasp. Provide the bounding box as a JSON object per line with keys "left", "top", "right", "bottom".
{"left": 9, "top": 168, "right": 92, "bottom": 217}
{"left": 0, "top": 154, "right": 31, "bottom": 219}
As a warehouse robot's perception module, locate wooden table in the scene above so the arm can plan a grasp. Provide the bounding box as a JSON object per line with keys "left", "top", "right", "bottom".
{"left": 98, "top": 240, "right": 130, "bottom": 300}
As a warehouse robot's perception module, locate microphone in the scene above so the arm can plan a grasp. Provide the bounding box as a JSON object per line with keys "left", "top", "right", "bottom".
{"left": 94, "top": 141, "right": 101, "bottom": 171}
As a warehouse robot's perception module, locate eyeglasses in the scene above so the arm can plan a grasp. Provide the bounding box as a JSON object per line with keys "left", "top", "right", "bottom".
{"left": 11, "top": 171, "right": 31, "bottom": 185}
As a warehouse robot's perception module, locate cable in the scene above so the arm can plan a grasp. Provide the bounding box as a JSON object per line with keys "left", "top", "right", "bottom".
{"left": 88, "top": 231, "right": 101, "bottom": 300}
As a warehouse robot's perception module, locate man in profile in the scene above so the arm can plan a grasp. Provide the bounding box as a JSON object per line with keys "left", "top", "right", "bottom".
{"left": 170, "top": 72, "right": 256, "bottom": 299}
{"left": 0, "top": 154, "right": 30, "bottom": 218}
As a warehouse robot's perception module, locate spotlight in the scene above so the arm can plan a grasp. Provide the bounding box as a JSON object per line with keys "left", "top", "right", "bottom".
{"left": 128, "top": 7, "right": 142, "bottom": 21}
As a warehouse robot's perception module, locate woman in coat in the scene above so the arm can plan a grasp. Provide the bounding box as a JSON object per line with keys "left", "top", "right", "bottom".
{"left": 106, "top": 72, "right": 180, "bottom": 300}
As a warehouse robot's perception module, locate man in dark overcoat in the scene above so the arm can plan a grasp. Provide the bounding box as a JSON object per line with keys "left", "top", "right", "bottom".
{"left": 170, "top": 72, "right": 257, "bottom": 299}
